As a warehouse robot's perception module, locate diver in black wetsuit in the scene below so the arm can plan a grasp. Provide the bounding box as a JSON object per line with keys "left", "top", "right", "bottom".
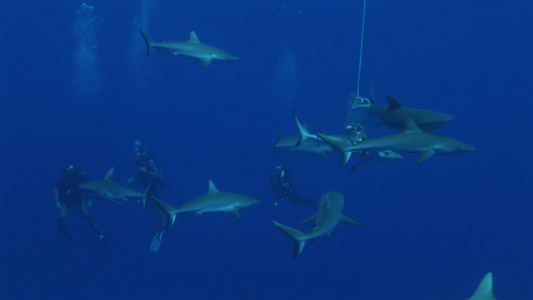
{"left": 270, "top": 164, "right": 315, "bottom": 208}
{"left": 54, "top": 165, "right": 109, "bottom": 247}
{"left": 128, "top": 140, "right": 168, "bottom": 252}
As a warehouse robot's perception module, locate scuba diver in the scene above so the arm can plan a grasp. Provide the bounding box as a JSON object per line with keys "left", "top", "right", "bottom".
{"left": 54, "top": 164, "right": 109, "bottom": 247}
{"left": 345, "top": 91, "right": 371, "bottom": 145}
{"left": 129, "top": 140, "right": 165, "bottom": 198}
{"left": 128, "top": 140, "right": 167, "bottom": 252}
{"left": 270, "top": 164, "right": 315, "bottom": 208}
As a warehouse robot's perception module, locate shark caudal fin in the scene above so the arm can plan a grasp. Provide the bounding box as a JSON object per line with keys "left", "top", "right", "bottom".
{"left": 151, "top": 196, "right": 177, "bottom": 229}
{"left": 293, "top": 110, "right": 314, "bottom": 147}
{"left": 467, "top": 272, "right": 497, "bottom": 300}
{"left": 139, "top": 28, "right": 152, "bottom": 57}
{"left": 272, "top": 220, "right": 308, "bottom": 258}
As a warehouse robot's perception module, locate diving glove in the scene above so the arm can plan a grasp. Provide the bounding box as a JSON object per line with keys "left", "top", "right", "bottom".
{"left": 93, "top": 226, "right": 109, "bottom": 248}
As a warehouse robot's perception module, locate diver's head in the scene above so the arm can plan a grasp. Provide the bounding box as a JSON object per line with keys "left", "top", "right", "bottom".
{"left": 134, "top": 140, "right": 142, "bottom": 152}
{"left": 134, "top": 140, "right": 148, "bottom": 158}
{"left": 345, "top": 124, "right": 359, "bottom": 139}
{"left": 65, "top": 164, "right": 85, "bottom": 176}
{"left": 274, "top": 165, "right": 286, "bottom": 178}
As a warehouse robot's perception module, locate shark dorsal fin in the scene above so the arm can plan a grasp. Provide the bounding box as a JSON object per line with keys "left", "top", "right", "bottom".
{"left": 385, "top": 94, "right": 403, "bottom": 111}
{"left": 189, "top": 31, "right": 200, "bottom": 43}
{"left": 405, "top": 119, "right": 422, "bottom": 133}
{"left": 467, "top": 272, "right": 496, "bottom": 300}
{"left": 104, "top": 167, "right": 115, "bottom": 180}
{"left": 207, "top": 180, "right": 220, "bottom": 194}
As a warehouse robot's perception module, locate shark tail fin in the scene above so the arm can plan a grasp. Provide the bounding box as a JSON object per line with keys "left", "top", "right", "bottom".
{"left": 272, "top": 220, "right": 307, "bottom": 258}
{"left": 139, "top": 28, "right": 152, "bottom": 57}
{"left": 293, "top": 110, "right": 313, "bottom": 146}
{"left": 467, "top": 272, "right": 497, "bottom": 300}
{"left": 151, "top": 196, "right": 177, "bottom": 229}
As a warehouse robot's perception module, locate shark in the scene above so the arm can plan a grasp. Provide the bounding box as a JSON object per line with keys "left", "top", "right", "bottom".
{"left": 272, "top": 191, "right": 362, "bottom": 258}
{"left": 139, "top": 28, "right": 239, "bottom": 67}
{"left": 152, "top": 180, "right": 261, "bottom": 229}
{"left": 292, "top": 110, "right": 404, "bottom": 167}
{"left": 317, "top": 119, "right": 475, "bottom": 164}
{"left": 274, "top": 134, "right": 335, "bottom": 161}
{"left": 368, "top": 86, "right": 453, "bottom": 131}
{"left": 78, "top": 167, "right": 145, "bottom": 205}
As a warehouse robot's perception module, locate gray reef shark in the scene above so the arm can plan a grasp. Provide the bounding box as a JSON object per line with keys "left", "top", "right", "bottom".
{"left": 368, "top": 87, "right": 453, "bottom": 131}
{"left": 78, "top": 167, "right": 146, "bottom": 205}
{"left": 272, "top": 191, "right": 362, "bottom": 258}
{"left": 139, "top": 28, "right": 239, "bottom": 67}
{"left": 292, "top": 110, "right": 404, "bottom": 168}
{"left": 318, "top": 119, "right": 475, "bottom": 164}
{"left": 152, "top": 180, "right": 261, "bottom": 228}
{"left": 274, "top": 134, "right": 335, "bottom": 161}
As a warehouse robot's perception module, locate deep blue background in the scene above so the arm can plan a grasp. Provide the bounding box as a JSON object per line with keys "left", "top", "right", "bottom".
{"left": 1, "top": 0, "right": 531, "bottom": 299}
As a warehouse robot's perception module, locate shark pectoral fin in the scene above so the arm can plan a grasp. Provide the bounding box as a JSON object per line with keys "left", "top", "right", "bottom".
{"left": 405, "top": 119, "right": 422, "bottom": 132}
{"left": 105, "top": 196, "right": 127, "bottom": 206}
{"left": 415, "top": 150, "right": 436, "bottom": 164}
{"left": 200, "top": 58, "right": 212, "bottom": 67}
{"left": 316, "top": 132, "right": 350, "bottom": 165}
{"left": 319, "top": 152, "right": 328, "bottom": 161}
{"left": 171, "top": 51, "right": 180, "bottom": 56}
{"left": 294, "top": 215, "right": 316, "bottom": 227}
{"left": 340, "top": 214, "right": 363, "bottom": 227}
{"left": 350, "top": 157, "right": 368, "bottom": 171}
{"left": 341, "top": 151, "right": 352, "bottom": 166}
{"left": 228, "top": 208, "right": 242, "bottom": 221}
{"left": 272, "top": 220, "right": 307, "bottom": 258}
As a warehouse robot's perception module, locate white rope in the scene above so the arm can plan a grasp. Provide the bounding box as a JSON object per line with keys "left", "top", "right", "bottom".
{"left": 355, "top": 0, "right": 367, "bottom": 99}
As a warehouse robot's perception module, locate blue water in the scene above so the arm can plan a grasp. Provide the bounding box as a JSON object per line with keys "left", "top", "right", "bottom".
{"left": 1, "top": 0, "right": 531, "bottom": 299}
